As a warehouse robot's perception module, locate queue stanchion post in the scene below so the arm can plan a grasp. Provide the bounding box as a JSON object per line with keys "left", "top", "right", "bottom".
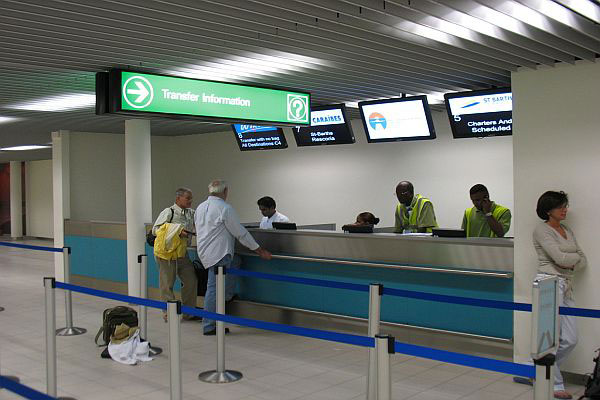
{"left": 375, "top": 335, "right": 394, "bottom": 400}
{"left": 531, "top": 275, "right": 559, "bottom": 400}
{"left": 45, "top": 277, "right": 77, "bottom": 400}
{"left": 56, "top": 247, "right": 86, "bottom": 336}
{"left": 198, "top": 265, "right": 243, "bottom": 383}
{"left": 167, "top": 301, "right": 182, "bottom": 400}
{"left": 367, "top": 283, "right": 383, "bottom": 400}
{"left": 44, "top": 277, "right": 57, "bottom": 397}
{"left": 138, "top": 254, "right": 162, "bottom": 356}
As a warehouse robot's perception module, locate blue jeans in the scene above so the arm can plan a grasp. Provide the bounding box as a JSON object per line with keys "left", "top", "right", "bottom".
{"left": 203, "top": 254, "right": 241, "bottom": 333}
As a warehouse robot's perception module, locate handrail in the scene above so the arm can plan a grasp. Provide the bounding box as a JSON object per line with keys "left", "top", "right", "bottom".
{"left": 239, "top": 252, "right": 513, "bottom": 278}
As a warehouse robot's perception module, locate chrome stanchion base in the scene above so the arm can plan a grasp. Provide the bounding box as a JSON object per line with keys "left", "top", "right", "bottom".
{"left": 198, "top": 370, "right": 243, "bottom": 383}
{"left": 148, "top": 345, "right": 163, "bottom": 356}
{"left": 56, "top": 327, "right": 87, "bottom": 336}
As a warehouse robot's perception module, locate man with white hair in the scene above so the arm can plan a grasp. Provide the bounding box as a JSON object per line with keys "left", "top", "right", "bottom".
{"left": 195, "top": 179, "right": 272, "bottom": 335}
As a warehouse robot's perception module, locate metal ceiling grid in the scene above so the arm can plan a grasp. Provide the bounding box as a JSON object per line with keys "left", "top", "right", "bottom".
{"left": 0, "top": 0, "right": 598, "bottom": 157}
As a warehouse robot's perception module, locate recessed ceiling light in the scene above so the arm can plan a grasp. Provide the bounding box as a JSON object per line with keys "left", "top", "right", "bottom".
{"left": 0, "top": 145, "right": 51, "bottom": 151}
{"left": 8, "top": 93, "right": 95, "bottom": 112}
{"left": 0, "top": 116, "right": 21, "bottom": 124}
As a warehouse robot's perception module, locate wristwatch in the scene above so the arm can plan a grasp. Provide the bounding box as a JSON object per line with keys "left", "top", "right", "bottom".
{"left": 485, "top": 212, "right": 493, "bottom": 217}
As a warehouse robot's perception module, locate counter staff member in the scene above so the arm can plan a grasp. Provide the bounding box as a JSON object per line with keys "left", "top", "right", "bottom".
{"left": 461, "top": 184, "right": 511, "bottom": 238}
{"left": 195, "top": 180, "right": 272, "bottom": 335}
{"left": 152, "top": 187, "right": 198, "bottom": 322}
{"left": 257, "top": 196, "right": 289, "bottom": 229}
{"left": 394, "top": 181, "right": 437, "bottom": 233}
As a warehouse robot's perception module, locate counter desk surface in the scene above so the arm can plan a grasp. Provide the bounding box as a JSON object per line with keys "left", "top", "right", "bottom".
{"left": 238, "top": 228, "right": 514, "bottom": 276}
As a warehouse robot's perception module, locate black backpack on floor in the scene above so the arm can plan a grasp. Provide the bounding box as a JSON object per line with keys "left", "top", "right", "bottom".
{"left": 94, "top": 306, "right": 138, "bottom": 346}
{"left": 579, "top": 348, "right": 600, "bottom": 400}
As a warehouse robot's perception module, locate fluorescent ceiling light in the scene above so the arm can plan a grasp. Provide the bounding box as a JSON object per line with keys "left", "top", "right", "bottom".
{"left": 8, "top": 93, "right": 95, "bottom": 112}
{"left": 1, "top": 145, "right": 51, "bottom": 151}
{"left": 175, "top": 51, "right": 328, "bottom": 82}
{"left": 0, "top": 116, "right": 21, "bottom": 124}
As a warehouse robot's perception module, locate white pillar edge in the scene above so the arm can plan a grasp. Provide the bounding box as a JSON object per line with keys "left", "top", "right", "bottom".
{"left": 125, "top": 119, "right": 152, "bottom": 297}
{"left": 10, "top": 161, "right": 23, "bottom": 238}
{"left": 52, "top": 130, "right": 70, "bottom": 281}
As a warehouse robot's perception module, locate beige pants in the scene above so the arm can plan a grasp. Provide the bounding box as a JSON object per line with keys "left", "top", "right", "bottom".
{"left": 156, "top": 255, "right": 198, "bottom": 309}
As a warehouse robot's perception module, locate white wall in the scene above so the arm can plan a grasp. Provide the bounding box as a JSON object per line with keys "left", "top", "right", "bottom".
{"left": 25, "top": 160, "right": 53, "bottom": 238}
{"left": 153, "top": 110, "right": 514, "bottom": 232}
{"left": 71, "top": 114, "right": 514, "bottom": 231}
{"left": 512, "top": 60, "right": 600, "bottom": 373}
{"left": 69, "top": 131, "right": 126, "bottom": 222}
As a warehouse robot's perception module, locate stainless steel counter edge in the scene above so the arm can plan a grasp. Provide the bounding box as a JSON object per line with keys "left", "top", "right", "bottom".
{"left": 247, "top": 228, "right": 514, "bottom": 248}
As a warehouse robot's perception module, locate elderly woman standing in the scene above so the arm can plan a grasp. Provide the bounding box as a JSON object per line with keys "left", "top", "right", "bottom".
{"left": 533, "top": 191, "right": 586, "bottom": 400}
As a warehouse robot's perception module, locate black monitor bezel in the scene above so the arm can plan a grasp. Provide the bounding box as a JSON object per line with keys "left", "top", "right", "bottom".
{"left": 358, "top": 95, "right": 436, "bottom": 143}
{"left": 444, "top": 87, "right": 512, "bottom": 139}
{"left": 231, "top": 124, "right": 288, "bottom": 151}
{"left": 292, "top": 104, "right": 355, "bottom": 147}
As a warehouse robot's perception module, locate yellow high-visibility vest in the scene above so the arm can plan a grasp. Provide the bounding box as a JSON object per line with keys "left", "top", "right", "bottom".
{"left": 396, "top": 194, "right": 436, "bottom": 233}
{"left": 464, "top": 205, "right": 509, "bottom": 238}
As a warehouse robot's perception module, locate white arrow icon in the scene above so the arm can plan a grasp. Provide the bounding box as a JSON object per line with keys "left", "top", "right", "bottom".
{"left": 122, "top": 75, "right": 154, "bottom": 109}
{"left": 127, "top": 81, "right": 149, "bottom": 103}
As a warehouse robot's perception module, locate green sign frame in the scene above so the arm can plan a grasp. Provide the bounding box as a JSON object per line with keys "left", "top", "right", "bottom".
{"left": 106, "top": 69, "right": 311, "bottom": 126}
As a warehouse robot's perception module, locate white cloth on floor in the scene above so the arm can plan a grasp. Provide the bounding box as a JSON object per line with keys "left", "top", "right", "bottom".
{"left": 108, "top": 329, "right": 153, "bottom": 365}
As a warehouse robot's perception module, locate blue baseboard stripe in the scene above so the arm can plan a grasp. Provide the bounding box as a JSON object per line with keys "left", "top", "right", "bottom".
{"left": 0, "top": 376, "right": 57, "bottom": 400}
{"left": 393, "top": 342, "right": 535, "bottom": 378}
{"left": 0, "top": 242, "right": 63, "bottom": 253}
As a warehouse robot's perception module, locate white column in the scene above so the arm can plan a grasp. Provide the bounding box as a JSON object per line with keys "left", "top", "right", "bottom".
{"left": 10, "top": 161, "right": 23, "bottom": 238}
{"left": 125, "top": 119, "right": 152, "bottom": 297}
{"left": 52, "top": 130, "right": 70, "bottom": 281}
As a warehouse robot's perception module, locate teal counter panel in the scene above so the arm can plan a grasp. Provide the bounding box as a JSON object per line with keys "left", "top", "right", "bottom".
{"left": 66, "top": 236, "right": 196, "bottom": 290}
{"left": 238, "top": 256, "right": 513, "bottom": 339}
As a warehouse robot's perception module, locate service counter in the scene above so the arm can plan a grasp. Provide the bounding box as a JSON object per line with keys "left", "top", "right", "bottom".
{"left": 236, "top": 229, "right": 514, "bottom": 340}
{"left": 65, "top": 220, "right": 514, "bottom": 342}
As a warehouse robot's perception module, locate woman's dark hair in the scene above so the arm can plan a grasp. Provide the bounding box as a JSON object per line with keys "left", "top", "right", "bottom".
{"left": 536, "top": 191, "right": 568, "bottom": 221}
{"left": 357, "top": 212, "right": 380, "bottom": 225}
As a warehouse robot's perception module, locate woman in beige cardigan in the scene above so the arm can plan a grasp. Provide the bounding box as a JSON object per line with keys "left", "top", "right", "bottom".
{"left": 533, "top": 191, "right": 587, "bottom": 400}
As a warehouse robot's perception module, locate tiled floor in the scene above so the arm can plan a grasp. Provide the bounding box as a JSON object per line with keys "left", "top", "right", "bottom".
{"left": 0, "top": 239, "right": 584, "bottom": 400}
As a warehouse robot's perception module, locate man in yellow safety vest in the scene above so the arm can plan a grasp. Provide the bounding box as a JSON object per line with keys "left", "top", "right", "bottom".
{"left": 462, "top": 184, "right": 511, "bottom": 238}
{"left": 394, "top": 181, "right": 438, "bottom": 233}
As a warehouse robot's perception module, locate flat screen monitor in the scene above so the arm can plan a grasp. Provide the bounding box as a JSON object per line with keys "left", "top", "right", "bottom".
{"left": 232, "top": 124, "right": 288, "bottom": 151}
{"left": 292, "top": 104, "right": 355, "bottom": 146}
{"left": 444, "top": 88, "right": 512, "bottom": 138}
{"left": 358, "top": 96, "right": 436, "bottom": 143}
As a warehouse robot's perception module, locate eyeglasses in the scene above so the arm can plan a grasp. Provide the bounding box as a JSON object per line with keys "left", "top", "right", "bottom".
{"left": 395, "top": 191, "right": 411, "bottom": 197}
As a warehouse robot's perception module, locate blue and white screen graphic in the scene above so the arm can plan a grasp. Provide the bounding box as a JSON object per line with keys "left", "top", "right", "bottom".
{"left": 233, "top": 124, "right": 279, "bottom": 134}
{"left": 445, "top": 90, "right": 512, "bottom": 138}
{"left": 361, "top": 100, "right": 432, "bottom": 141}
{"left": 293, "top": 106, "right": 354, "bottom": 146}
{"left": 232, "top": 124, "right": 287, "bottom": 151}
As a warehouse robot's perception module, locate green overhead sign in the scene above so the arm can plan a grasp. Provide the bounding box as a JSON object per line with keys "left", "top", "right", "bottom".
{"left": 107, "top": 70, "right": 310, "bottom": 125}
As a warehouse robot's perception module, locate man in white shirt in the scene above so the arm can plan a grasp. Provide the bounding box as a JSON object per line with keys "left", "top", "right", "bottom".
{"left": 152, "top": 188, "right": 198, "bottom": 322}
{"left": 257, "top": 196, "right": 290, "bottom": 229}
{"left": 195, "top": 180, "right": 272, "bottom": 335}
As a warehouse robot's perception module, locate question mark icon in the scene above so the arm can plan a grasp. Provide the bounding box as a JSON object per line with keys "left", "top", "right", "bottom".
{"left": 292, "top": 99, "right": 305, "bottom": 119}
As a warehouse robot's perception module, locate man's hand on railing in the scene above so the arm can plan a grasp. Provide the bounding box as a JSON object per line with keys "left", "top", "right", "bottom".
{"left": 254, "top": 247, "right": 272, "bottom": 260}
